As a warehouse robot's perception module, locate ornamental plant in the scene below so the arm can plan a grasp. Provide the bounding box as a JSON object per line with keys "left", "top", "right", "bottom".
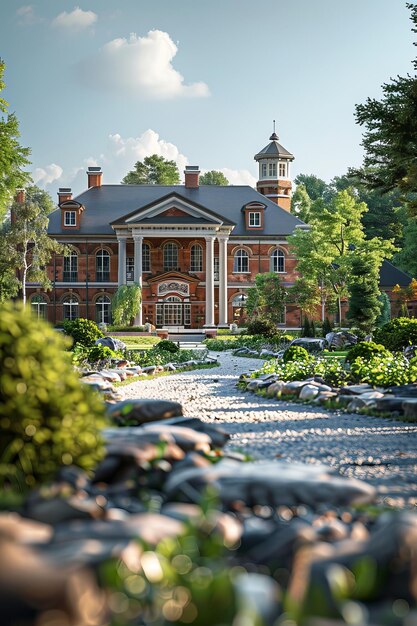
{"left": 0, "top": 302, "right": 106, "bottom": 490}
{"left": 345, "top": 341, "right": 390, "bottom": 364}
{"left": 155, "top": 339, "right": 180, "bottom": 354}
{"left": 63, "top": 317, "right": 104, "bottom": 347}
{"left": 350, "top": 354, "right": 417, "bottom": 387}
{"left": 111, "top": 283, "right": 141, "bottom": 326}
{"left": 283, "top": 345, "right": 310, "bottom": 363}
{"left": 374, "top": 317, "right": 417, "bottom": 351}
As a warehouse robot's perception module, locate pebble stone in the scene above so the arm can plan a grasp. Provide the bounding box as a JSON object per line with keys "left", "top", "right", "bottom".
{"left": 121, "top": 351, "right": 417, "bottom": 508}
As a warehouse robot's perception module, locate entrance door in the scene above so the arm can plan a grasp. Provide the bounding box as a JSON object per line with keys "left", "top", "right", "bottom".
{"left": 156, "top": 296, "right": 191, "bottom": 327}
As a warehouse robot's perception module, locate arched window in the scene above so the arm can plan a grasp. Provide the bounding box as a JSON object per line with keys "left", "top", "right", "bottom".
{"left": 190, "top": 244, "right": 203, "bottom": 272}
{"left": 164, "top": 242, "right": 178, "bottom": 271}
{"left": 31, "top": 294, "right": 48, "bottom": 319}
{"left": 232, "top": 293, "right": 248, "bottom": 308}
{"left": 95, "top": 295, "right": 111, "bottom": 324}
{"left": 96, "top": 249, "right": 110, "bottom": 282}
{"left": 233, "top": 249, "right": 249, "bottom": 273}
{"left": 271, "top": 249, "right": 285, "bottom": 273}
{"left": 63, "top": 251, "right": 78, "bottom": 282}
{"left": 142, "top": 243, "right": 151, "bottom": 272}
{"left": 62, "top": 296, "right": 79, "bottom": 321}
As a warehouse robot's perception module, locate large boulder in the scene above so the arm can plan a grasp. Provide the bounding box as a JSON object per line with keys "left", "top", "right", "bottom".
{"left": 95, "top": 336, "right": 126, "bottom": 351}
{"left": 326, "top": 331, "right": 358, "bottom": 349}
{"left": 289, "top": 337, "right": 326, "bottom": 352}
{"left": 107, "top": 398, "right": 183, "bottom": 426}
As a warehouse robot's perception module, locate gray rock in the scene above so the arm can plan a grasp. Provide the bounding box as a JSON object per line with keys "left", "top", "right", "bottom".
{"left": 347, "top": 397, "right": 377, "bottom": 412}
{"left": 386, "top": 383, "right": 417, "bottom": 398}
{"left": 299, "top": 384, "right": 320, "bottom": 401}
{"left": 376, "top": 396, "right": 408, "bottom": 413}
{"left": 142, "top": 365, "right": 157, "bottom": 374}
{"left": 289, "top": 337, "right": 326, "bottom": 352}
{"left": 164, "top": 460, "right": 376, "bottom": 509}
{"left": 402, "top": 399, "right": 417, "bottom": 420}
{"left": 107, "top": 398, "right": 183, "bottom": 426}
{"left": 266, "top": 381, "right": 285, "bottom": 397}
{"left": 282, "top": 380, "right": 310, "bottom": 395}
{"left": 96, "top": 336, "right": 126, "bottom": 351}
{"left": 340, "top": 384, "right": 374, "bottom": 395}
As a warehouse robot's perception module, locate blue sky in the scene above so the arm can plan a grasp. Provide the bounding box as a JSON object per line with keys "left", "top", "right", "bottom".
{"left": 0, "top": 0, "right": 415, "bottom": 196}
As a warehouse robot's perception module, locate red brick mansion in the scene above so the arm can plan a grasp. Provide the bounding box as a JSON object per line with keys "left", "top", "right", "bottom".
{"left": 27, "top": 132, "right": 410, "bottom": 328}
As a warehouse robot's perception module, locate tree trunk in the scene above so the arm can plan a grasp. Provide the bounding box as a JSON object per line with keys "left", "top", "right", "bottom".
{"left": 338, "top": 297, "right": 342, "bottom": 327}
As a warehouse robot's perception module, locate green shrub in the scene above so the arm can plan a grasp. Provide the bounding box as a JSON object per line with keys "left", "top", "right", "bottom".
{"left": 107, "top": 325, "right": 145, "bottom": 332}
{"left": 350, "top": 354, "right": 417, "bottom": 387}
{"left": 63, "top": 317, "right": 104, "bottom": 347}
{"left": 246, "top": 318, "right": 278, "bottom": 337}
{"left": 314, "top": 358, "right": 349, "bottom": 387}
{"left": 322, "top": 317, "right": 333, "bottom": 337}
{"left": 283, "top": 345, "right": 310, "bottom": 363}
{"left": 0, "top": 302, "right": 106, "bottom": 490}
{"left": 155, "top": 339, "right": 180, "bottom": 354}
{"left": 374, "top": 317, "right": 417, "bottom": 351}
{"left": 345, "top": 341, "right": 390, "bottom": 364}
{"left": 87, "top": 344, "right": 116, "bottom": 364}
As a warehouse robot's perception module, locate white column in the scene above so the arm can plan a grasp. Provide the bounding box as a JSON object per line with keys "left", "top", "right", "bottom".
{"left": 133, "top": 234, "right": 143, "bottom": 326}
{"left": 218, "top": 235, "right": 229, "bottom": 326}
{"left": 117, "top": 236, "right": 127, "bottom": 287}
{"left": 205, "top": 235, "right": 215, "bottom": 326}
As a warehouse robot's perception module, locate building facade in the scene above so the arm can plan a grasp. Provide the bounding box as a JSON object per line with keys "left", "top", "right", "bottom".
{"left": 27, "top": 133, "right": 310, "bottom": 328}
{"left": 26, "top": 132, "right": 411, "bottom": 328}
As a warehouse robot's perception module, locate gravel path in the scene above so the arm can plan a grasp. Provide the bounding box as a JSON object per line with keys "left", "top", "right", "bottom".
{"left": 122, "top": 352, "right": 417, "bottom": 508}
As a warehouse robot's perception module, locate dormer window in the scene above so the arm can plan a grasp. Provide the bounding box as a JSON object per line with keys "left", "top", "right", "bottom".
{"left": 64, "top": 211, "right": 76, "bottom": 226}
{"left": 249, "top": 212, "right": 261, "bottom": 227}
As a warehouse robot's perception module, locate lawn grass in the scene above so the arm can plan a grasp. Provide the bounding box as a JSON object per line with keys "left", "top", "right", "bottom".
{"left": 114, "top": 361, "right": 218, "bottom": 386}
{"left": 111, "top": 335, "right": 161, "bottom": 349}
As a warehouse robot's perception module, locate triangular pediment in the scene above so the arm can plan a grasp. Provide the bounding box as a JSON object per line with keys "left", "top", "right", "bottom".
{"left": 110, "top": 192, "right": 232, "bottom": 226}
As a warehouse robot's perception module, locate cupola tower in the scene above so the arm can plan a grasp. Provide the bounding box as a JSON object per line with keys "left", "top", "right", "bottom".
{"left": 254, "top": 123, "right": 294, "bottom": 211}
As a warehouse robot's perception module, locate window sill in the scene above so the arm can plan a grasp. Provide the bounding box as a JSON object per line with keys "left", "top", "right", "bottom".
{"left": 232, "top": 271, "right": 251, "bottom": 274}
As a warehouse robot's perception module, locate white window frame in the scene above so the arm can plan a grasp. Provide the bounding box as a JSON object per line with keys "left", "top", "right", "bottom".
{"left": 31, "top": 294, "right": 48, "bottom": 319}
{"left": 271, "top": 249, "right": 285, "bottom": 273}
{"left": 190, "top": 244, "right": 203, "bottom": 272}
{"left": 96, "top": 295, "right": 111, "bottom": 324}
{"left": 268, "top": 163, "right": 277, "bottom": 177}
{"left": 64, "top": 211, "right": 76, "bottom": 226}
{"left": 261, "top": 163, "right": 267, "bottom": 177}
{"left": 164, "top": 242, "right": 179, "bottom": 271}
{"left": 126, "top": 256, "right": 134, "bottom": 282}
{"left": 63, "top": 297, "right": 79, "bottom": 320}
{"left": 279, "top": 162, "right": 287, "bottom": 177}
{"left": 249, "top": 212, "right": 261, "bottom": 227}
{"left": 233, "top": 249, "right": 249, "bottom": 273}
{"left": 142, "top": 243, "right": 151, "bottom": 272}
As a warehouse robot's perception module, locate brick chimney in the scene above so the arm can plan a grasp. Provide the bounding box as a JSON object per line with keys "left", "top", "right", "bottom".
{"left": 184, "top": 166, "right": 200, "bottom": 189}
{"left": 57, "top": 188, "right": 72, "bottom": 206}
{"left": 15, "top": 188, "right": 26, "bottom": 204}
{"left": 87, "top": 166, "right": 103, "bottom": 188}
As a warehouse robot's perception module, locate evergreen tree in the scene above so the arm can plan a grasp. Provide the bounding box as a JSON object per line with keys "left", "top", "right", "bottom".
{"left": 376, "top": 292, "right": 391, "bottom": 328}
{"left": 347, "top": 255, "right": 382, "bottom": 335}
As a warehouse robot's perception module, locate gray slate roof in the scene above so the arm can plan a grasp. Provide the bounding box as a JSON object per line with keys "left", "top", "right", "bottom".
{"left": 254, "top": 140, "right": 294, "bottom": 161}
{"left": 379, "top": 260, "right": 411, "bottom": 287}
{"left": 48, "top": 184, "right": 305, "bottom": 237}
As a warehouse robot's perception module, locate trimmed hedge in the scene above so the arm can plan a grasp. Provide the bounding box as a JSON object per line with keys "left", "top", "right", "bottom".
{"left": 374, "top": 317, "right": 417, "bottom": 351}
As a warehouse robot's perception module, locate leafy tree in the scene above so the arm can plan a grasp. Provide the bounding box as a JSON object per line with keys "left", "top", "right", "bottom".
{"left": 395, "top": 216, "right": 417, "bottom": 276}
{"left": 347, "top": 255, "right": 383, "bottom": 335}
{"left": 200, "top": 170, "right": 229, "bottom": 185}
{"left": 111, "top": 284, "right": 141, "bottom": 325}
{"left": 0, "top": 60, "right": 31, "bottom": 221}
{"left": 291, "top": 183, "right": 312, "bottom": 222}
{"left": 376, "top": 292, "right": 391, "bottom": 328}
{"left": 289, "top": 190, "right": 396, "bottom": 323}
{"left": 352, "top": 4, "right": 417, "bottom": 216}
{"left": 122, "top": 155, "right": 180, "bottom": 185}
{"left": 392, "top": 278, "right": 417, "bottom": 316}
{"left": 288, "top": 278, "right": 321, "bottom": 319}
{"left": 4, "top": 186, "right": 67, "bottom": 306}
{"left": 246, "top": 272, "right": 286, "bottom": 325}
{"left": 294, "top": 174, "right": 327, "bottom": 201}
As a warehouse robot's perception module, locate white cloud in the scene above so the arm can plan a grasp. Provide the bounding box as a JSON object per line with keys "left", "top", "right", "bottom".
{"left": 17, "top": 5, "right": 43, "bottom": 25}
{"left": 77, "top": 30, "right": 210, "bottom": 99}
{"left": 219, "top": 168, "right": 257, "bottom": 187}
{"left": 32, "top": 163, "right": 63, "bottom": 187}
{"left": 108, "top": 129, "right": 188, "bottom": 176}
{"left": 52, "top": 6, "right": 97, "bottom": 30}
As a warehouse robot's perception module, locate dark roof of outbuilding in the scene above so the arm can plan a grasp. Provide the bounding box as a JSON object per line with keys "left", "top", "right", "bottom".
{"left": 379, "top": 260, "right": 411, "bottom": 287}
{"left": 48, "top": 184, "right": 305, "bottom": 237}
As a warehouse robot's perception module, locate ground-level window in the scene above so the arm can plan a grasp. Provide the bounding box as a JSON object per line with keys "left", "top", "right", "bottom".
{"left": 190, "top": 244, "right": 203, "bottom": 272}
{"left": 271, "top": 249, "right": 285, "bottom": 273}
{"left": 31, "top": 294, "right": 48, "bottom": 319}
{"left": 96, "top": 295, "right": 111, "bottom": 324}
{"left": 233, "top": 249, "right": 249, "bottom": 273}
{"left": 63, "top": 296, "right": 79, "bottom": 320}
{"left": 96, "top": 249, "right": 110, "bottom": 282}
